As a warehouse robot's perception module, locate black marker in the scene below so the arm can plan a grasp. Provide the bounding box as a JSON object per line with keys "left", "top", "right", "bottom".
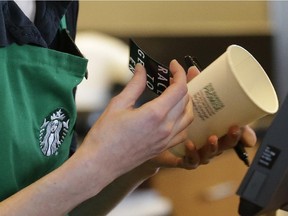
{"left": 234, "top": 141, "right": 249, "bottom": 166}
{"left": 184, "top": 55, "right": 202, "bottom": 72}
{"left": 184, "top": 55, "right": 250, "bottom": 167}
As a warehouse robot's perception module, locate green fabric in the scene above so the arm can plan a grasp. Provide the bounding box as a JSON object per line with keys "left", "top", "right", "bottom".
{"left": 60, "top": 15, "right": 67, "bottom": 30}
{"left": 0, "top": 43, "right": 87, "bottom": 200}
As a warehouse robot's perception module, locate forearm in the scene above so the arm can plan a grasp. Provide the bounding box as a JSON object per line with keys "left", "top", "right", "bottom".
{"left": 70, "top": 162, "right": 159, "bottom": 216}
{"left": 0, "top": 147, "right": 116, "bottom": 216}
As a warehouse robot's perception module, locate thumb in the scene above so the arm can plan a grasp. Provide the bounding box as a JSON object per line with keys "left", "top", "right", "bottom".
{"left": 118, "top": 64, "right": 147, "bottom": 107}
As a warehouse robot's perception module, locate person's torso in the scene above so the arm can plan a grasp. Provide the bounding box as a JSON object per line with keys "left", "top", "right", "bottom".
{"left": 0, "top": 1, "right": 87, "bottom": 201}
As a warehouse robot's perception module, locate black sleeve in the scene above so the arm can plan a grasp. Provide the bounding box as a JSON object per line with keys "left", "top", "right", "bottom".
{"left": 65, "top": 0, "right": 79, "bottom": 40}
{"left": 48, "top": 0, "right": 79, "bottom": 49}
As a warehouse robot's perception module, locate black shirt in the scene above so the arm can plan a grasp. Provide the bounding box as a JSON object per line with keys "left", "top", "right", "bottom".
{"left": 0, "top": 1, "right": 79, "bottom": 49}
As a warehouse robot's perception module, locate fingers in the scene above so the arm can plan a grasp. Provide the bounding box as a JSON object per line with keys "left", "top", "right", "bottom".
{"left": 240, "top": 125, "right": 257, "bottom": 147}
{"left": 117, "top": 64, "right": 147, "bottom": 108}
{"left": 151, "top": 151, "right": 183, "bottom": 169}
{"left": 141, "top": 60, "right": 192, "bottom": 147}
{"left": 119, "top": 60, "right": 187, "bottom": 112}
{"left": 162, "top": 125, "right": 256, "bottom": 171}
{"left": 198, "top": 135, "right": 219, "bottom": 164}
{"left": 218, "top": 126, "right": 241, "bottom": 152}
{"left": 179, "top": 137, "right": 218, "bottom": 169}
{"left": 186, "top": 66, "right": 200, "bottom": 82}
{"left": 166, "top": 96, "right": 193, "bottom": 146}
{"left": 174, "top": 138, "right": 218, "bottom": 169}
{"left": 161, "top": 140, "right": 201, "bottom": 170}
{"left": 153, "top": 60, "right": 188, "bottom": 111}
{"left": 217, "top": 125, "right": 257, "bottom": 152}
{"left": 183, "top": 140, "right": 200, "bottom": 169}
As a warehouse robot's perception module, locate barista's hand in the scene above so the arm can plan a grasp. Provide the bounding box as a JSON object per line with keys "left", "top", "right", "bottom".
{"left": 147, "top": 124, "right": 256, "bottom": 170}
{"left": 146, "top": 66, "right": 257, "bottom": 170}
{"left": 197, "top": 125, "right": 257, "bottom": 165}
{"left": 79, "top": 60, "right": 193, "bottom": 179}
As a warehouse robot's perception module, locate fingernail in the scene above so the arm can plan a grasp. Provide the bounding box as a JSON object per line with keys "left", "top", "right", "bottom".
{"left": 171, "top": 59, "right": 179, "bottom": 65}
{"left": 135, "top": 63, "right": 144, "bottom": 70}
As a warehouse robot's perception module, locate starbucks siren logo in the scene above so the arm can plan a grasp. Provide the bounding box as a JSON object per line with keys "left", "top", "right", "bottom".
{"left": 39, "top": 109, "right": 70, "bottom": 156}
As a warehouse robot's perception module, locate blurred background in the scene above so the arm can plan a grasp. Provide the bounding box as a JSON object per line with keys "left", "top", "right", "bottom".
{"left": 74, "top": 1, "right": 288, "bottom": 216}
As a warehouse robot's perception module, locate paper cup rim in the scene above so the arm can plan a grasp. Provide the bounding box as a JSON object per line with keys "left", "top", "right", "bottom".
{"left": 227, "top": 44, "right": 279, "bottom": 114}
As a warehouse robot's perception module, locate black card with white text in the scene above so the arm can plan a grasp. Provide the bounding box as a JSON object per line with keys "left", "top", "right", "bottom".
{"left": 129, "top": 39, "right": 170, "bottom": 96}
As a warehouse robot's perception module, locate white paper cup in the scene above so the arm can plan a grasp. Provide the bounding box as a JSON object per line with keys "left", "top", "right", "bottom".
{"left": 171, "top": 45, "right": 279, "bottom": 156}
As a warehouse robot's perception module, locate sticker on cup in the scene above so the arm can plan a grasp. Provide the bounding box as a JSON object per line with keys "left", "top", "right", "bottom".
{"left": 129, "top": 39, "right": 170, "bottom": 95}
{"left": 192, "top": 83, "right": 225, "bottom": 121}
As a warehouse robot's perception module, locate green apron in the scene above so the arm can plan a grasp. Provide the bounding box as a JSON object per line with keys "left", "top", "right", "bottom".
{"left": 0, "top": 17, "right": 88, "bottom": 201}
